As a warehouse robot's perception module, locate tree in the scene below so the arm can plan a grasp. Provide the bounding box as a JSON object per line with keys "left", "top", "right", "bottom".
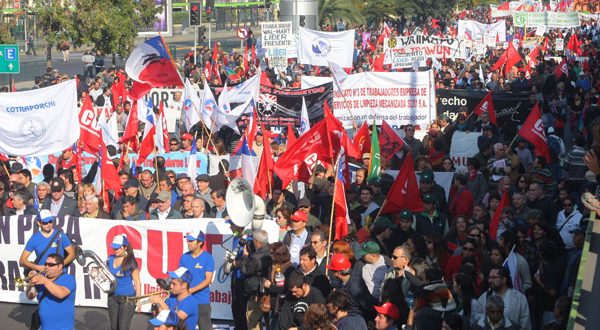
{"left": 364, "top": 0, "right": 397, "bottom": 27}
{"left": 34, "top": 1, "right": 77, "bottom": 67}
{"left": 318, "top": 0, "right": 365, "bottom": 28}
{"left": 0, "top": 0, "right": 17, "bottom": 44}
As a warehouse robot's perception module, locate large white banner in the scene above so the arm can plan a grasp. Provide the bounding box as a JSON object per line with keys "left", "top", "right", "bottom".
{"left": 332, "top": 71, "right": 436, "bottom": 129}
{"left": 457, "top": 20, "right": 507, "bottom": 47}
{"left": 301, "top": 76, "right": 333, "bottom": 88}
{"left": 512, "top": 11, "right": 580, "bottom": 28}
{"left": 144, "top": 88, "right": 184, "bottom": 133}
{"left": 298, "top": 27, "right": 354, "bottom": 68}
{"left": 0, "top": 80, "right": 79, "bottom": 156}
{"left": 383, "top": 36, "right": 474, "bottom": 68}
{"left": 449, "top": 131, "right": 482, "bottom": 171}
{"left": 0, "top": 216, "right": 279, "bottom": 320}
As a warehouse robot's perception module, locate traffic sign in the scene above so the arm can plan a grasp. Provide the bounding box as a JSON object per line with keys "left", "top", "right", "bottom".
{"left": 236, "top": 27, "right": 249, "bottom": 40}
{"left": 0, "top": 44, "right": 20, "bottom": 74}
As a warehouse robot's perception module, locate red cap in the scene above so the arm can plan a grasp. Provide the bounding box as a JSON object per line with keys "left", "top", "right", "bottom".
{"left": 374, "top": 302, "right": 400, "bottom": 321}
{"left": 181, "top": 133, "right": 193, "bottom": 141}
{"left": 327, "top": 254, "right": 352, "bottom": 271}
{"left": 291, "top": 210, "right": 308, "bottom": 222}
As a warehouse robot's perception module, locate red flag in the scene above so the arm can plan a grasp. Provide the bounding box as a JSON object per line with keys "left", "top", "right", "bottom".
{"left": 100, "top": 140, "right": 122, "bottom": 199}
{"left": 333, "top": 152, "right": 350, "bottom": 240}
{"left": 158, "top": 101, "right": 170, "bottom": 153}
{"left": 254, "top": 127, "right": 275, "bottom": 199}
{"left": 527, "top": 46, "right": 540, "bottom": 65}
{"left": 554, "top": 59, "right": 569, "bottom": 78}
{"left": 472, "top": 92, "right": 497, "bottom": 125}
{"left": 379, "top": 120, "right": 405, "bottom": 161}
{"left": 287, "top": 122, "right": 297, "bottom": 147}
{"left": 251, "top": 44, "right": 257, "bottom": 69}
{"left": 489, "top": 189, "right": 508, "bottom": 240}
{"left": 498, "top": 2, "right": 509, "bottom": 10}
{"left": 111, "top": 72, "right": 127, "bottom": 106}
{"left": 78, "top": 96, "right": 102, "bottom": 154}
{"left": 137, "top": 126, "right": 156, "bottom": 165}
{"left": 353, "top": 121, "right": 371, "bottom": 155}
{"left": 431, "top": 18, "right": 440, "bottom": 29}
{"left": 0, "top": 153, "right": 8, "bottom": 162}
{"left": 542, "top": 37, "right": 549, "bottom": 52}
{"left": 567, "top": 33, "right": 582, "bottom": 56}
{"left": 518, "top": 103, "right": 551, "bottom": 162}
{"left": 260, "top": 71, "right": 274, "bottom": 87}
{"left": 373, "top": 53, "right": 385, "bottom": 72}
{"left": 491, "top": 42, "right": 521, "bottom": 73}
{"left": 243, "top": 44, "right": 249, "bottom": 75}
{"left": 120, "top": 100, "right": 140, "bottom": 152}
{"left": 381, "top": 153, "right": 424, "bottom": 213}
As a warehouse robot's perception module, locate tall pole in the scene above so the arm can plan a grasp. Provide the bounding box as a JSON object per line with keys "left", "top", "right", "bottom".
{"left": 208, "top": 14, "right": 212, "bottom": 47}
{"left": 194, "top": 26, "right": 198, "bottom": 65}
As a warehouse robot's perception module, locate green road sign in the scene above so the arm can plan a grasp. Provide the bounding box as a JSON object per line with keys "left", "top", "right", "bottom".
{"left": 0, "top": 44, "right": 20, "bottom": 74}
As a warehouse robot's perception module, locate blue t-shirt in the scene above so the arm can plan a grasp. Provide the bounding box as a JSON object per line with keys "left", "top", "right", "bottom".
{"left": 37, "top": 272, "right": 76, "bottom": 330}
{"left": 166, "top": 295, "right": 198, "bottom": 330}
{"left": 179, "top": 250, "right": 214, "bottom": 304}
{"left": 107, "top": 255, "right": 135, "bottom": 296}
{"left": 24, "top": 230, "right": 71, "bottom": 266}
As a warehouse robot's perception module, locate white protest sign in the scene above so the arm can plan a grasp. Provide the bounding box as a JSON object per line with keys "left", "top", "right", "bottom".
{"left": 449, "top": 131, "right": 481, "bottom": 171}
{"left": 556, "top": 38, "right": 564, "bottom": 52}
{"left": 261, "top": 21, "right": 293, "bottom": 49}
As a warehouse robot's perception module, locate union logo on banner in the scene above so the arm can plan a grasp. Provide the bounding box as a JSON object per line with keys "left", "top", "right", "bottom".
{"left": 311, "top": 37, "right": 331, "bottom": 57}
{"left": 257, "top": 93, "right": 277, "bottom": 117}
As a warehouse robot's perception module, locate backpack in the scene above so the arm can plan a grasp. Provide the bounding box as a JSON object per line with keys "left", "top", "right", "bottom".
{"left": 548, "top": 135, "right": 561, "bottom": 163}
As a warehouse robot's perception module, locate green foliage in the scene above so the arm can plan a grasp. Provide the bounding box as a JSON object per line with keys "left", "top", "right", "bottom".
{"left": 395, "top": 0, "right": 453, "bottom": 17}
{"left": 318, "top": 0, "right": 365, "bottom": 28}
{"left": 33, "top": 1, "right": 77, "bottom": 47}
{"left": 364, "top": 0, "right": 397, "bottom": 26}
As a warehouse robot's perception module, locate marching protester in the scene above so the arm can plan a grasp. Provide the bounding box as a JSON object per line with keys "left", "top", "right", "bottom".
{"left": 1, "top": 2, "right": 600, "bottom": 330}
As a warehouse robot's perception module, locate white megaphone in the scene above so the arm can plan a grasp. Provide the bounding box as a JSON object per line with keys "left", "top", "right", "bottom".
{"left": 225, "top": 177, "right": 265, "bottom": 231}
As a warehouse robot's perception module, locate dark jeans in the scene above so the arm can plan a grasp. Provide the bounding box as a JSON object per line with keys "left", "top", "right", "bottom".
{"left": 107, "top": 294, "right": 135, "bottom": 330}
{"left": 198, "top": 304, "right": 212, "bottom": 330}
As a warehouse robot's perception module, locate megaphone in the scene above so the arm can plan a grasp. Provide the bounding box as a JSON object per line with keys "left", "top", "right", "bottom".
{"left": 225, "top": 178, "right": 265, "bottom": 230}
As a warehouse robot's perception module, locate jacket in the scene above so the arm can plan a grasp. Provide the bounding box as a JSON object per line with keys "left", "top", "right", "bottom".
{"left": 149, "top": 208, "right": 183, "bottom": 220}
{"left": 472, "top": 289, "right": 531, "bottom": 330}
{"left": 41, "top": 196, "right": 80, "bottom": 217}
{"left": 239, "top": 244, "right": 272, "bottom": 295}
{"left": 472, "top": 316, "right": 518, "bottom": 330}
{"left": 4, "top": 204, "right": 38, "bottom": 217}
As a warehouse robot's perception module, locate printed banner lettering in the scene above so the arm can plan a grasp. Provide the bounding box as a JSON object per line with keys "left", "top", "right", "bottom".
{"left": 143, "top": 88, "right": 184, "bottom": 133}
{"left": 512, "top": 12, "right": 580, "bottom": 28}
{"left": 457, "top": 20, "right": 507, "bottom": 46}
{"left": 449, "top": 132, "right": 482, "bottom": 171}
{"left": 0, "top": 216, "right": 280, "bottom": 320}
{"left": 333, "top": 71, "right": 435, "bottom": 129}
{"left": 261, "top": 21, "right": 293, "bottom": 49}
{"left": 383, "top": 36, "right": 474, "bottom": 68}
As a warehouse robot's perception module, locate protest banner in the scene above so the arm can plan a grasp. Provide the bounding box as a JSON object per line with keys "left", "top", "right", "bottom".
{"left": 436, "top": 89, "right": 532, "bottom": 140}
{"left": 512, "top": 11, "right": 580, "bottom": 28}
{"left": 332, "top": 71, "right": 436, "bottom": 129}
{"left": 449, "top": 132, "right": 482, "bottom": 171}
{"left": 298, "top": 27, "right": 355, "bottom": 68}
{"left": 0, "top": 216, "right": 279, "bottom": 320}
{"left": 556, "top": 38, "right": 564, "bottom": 52}
{"left": 301, "top": 76, "right": 333, "bottom": 88}
{"left": 257, "top": 83, "right": 333, "bottom": 129}
{"left": 261, "top": 21, "right": 293, "bottom": 49}
{"left": 457, "top": 20, "right": 507, "bottom": 47}
{"left": 383, "top": 35, "right": 474, "bottom": 68}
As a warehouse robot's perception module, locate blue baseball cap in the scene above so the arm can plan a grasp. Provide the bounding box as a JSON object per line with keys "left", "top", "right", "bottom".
{"left": 186, "top": 229, "right": 206, "bottom": 242}
{"left": 37, "top": 210, "right": 55, "bottom": 224}
{"left": 111, "top": 234, "right": 129, "bottom": 249}
{"left": 148, "top": 309, "right": 179, "bottom": 326}
{"left": 168, "top": 267, "right": 193, "bottom": 283}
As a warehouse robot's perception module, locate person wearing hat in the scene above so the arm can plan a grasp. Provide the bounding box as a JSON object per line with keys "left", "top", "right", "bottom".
{"left": 328, "top": 253, "right": 379, "bottom": 321}
{"left": 111, "top": 178, "right": 148, "bottom": 219}
{"left": 148, "top": 309, "right": 180, "bottom": 329}
{"left": 19, "top": 210, "right": 76, "bottom": 276}
{"left": 361, "top": 153, "right": 371, "bottom": 168}
{"left": 180, "top": 133, "right": 194, "bottom": 151}
{"left": 283, "top": 210, "right": 311, "bottom": 266}
{"left": 387, "top": 210, "right": 416, "bottom": 250}
{"left": 106, "top": 234, "right": 141, "bottom": 330}
{"left": 41, "top": 178, "right": 80, "bottom": 217}
{"left": 150, "top": 267, "right": 199, "bottom": 330}
{"left": 297, "top": 198, "right": 320, "bottom": 230}
{"left": 415, "top": 193, "right": 448, "bottom": 237}
{"left": 178, "top": 230, "right": 214, "bottom": 330}
{"left": 418, "top": 170, "right": 449, "bottom": 215}
{"left": 358, "top": 241, "right": 390, "bottom": 300}
{"left": 149, "top": 191, "right": 183, "bottom": 220}
{"left": 195, "top": 174, "right": 213, "bottom": 208}
{"left": 370, "top": 217, "right": 396, "bottom": 257}
{"left": 374, "top": 302, "right": 401, "bottom": 330}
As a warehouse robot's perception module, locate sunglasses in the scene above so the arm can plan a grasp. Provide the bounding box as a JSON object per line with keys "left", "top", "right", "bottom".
{"left": 45, "top": 262, "right": 60, "bottom": 267}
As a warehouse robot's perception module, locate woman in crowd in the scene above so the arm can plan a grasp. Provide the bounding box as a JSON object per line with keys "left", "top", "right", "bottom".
{"left": 275, "top": 207, "right": 292, "bottom": 241}
{"left": 107, "top": 234, "right": 141, "bottom": 330}
{"left": 445, "top": 215, "right": 469, "bottom": 252}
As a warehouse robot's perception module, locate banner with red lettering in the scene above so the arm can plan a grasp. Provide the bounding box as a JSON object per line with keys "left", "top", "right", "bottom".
{"left": 332, "top": 71, "right": 436, "bottom": 129}
{"left": 0, "top": 216, "right": 279, "bottom": 320}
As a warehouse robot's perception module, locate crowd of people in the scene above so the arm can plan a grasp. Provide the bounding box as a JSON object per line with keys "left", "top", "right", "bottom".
{"left": 3, "top": 4, "right": 600, "bottom": 330}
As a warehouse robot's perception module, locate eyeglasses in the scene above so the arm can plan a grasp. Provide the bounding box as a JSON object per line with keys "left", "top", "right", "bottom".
{"left": 45, "top": 262, "right": 60, "bottom": 267}
{"left": 392, "top": 255, "right": 407, "bottom": 260}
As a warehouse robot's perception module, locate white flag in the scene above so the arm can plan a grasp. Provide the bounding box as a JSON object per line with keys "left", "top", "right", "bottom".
{"left": 215, "top": 83, "right": 240, "bottom": 134}
{"left": 183, "top": 78, "right": 201, "bottom": 131}
{"left": 201, "top": 81, "right": 218, "bottom": 129}
{"left": 98, "top": 109, "right": 119, "bottom": 150}
{"left": 298, "top": 27, "right": 354, "bottom": 68}
{"left": 227, "top": 74, "right": 260, "bottom": 104}
{"left": 0, "top": 79, "right": 79, "bottom": 156}
{"left": 328, "top": 60, "right": 348, "bottom": 94}
{"left": 299, "top": 97, "right": 310, "bottom": 136}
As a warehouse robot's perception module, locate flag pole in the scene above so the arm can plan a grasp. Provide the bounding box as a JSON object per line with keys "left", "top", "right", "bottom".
{"left": 325, "top": 152, "right": 342, "bottom": 277}
{"left": 507, "top": 132, "right": 520, "bottom": 150}
{"left": 153, "top": 149, "right": 160, "bottom": 183}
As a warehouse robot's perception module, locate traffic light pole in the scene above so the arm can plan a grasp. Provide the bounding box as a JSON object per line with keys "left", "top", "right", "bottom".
{"left": 194, "top": 26, "right": 198, "bottom": 65}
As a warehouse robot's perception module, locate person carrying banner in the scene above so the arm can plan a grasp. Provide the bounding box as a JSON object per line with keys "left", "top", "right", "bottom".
{"left": 179, "top": 229, "right": 214, "bottom": 330}
{"left": 19, "top": 210, "right": 75, "bottom": 278}
{"left": 107, "top": 234, "right": 141, "bottom": 330}
{"left": 26, "top": 253, "right": 76, "bottom": 330}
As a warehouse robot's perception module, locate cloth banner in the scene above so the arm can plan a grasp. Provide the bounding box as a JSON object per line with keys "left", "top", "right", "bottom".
{"left": 143, "top": 89, "right": 185, "bottom": 133}
{"left": 457, "top": 20, "right": 507, "bottom": 46}
{"left": 256, "top": 83, "right": 333, "bottom": 129}
{"left": 298, "top": 27, "right": 354, "bottom": 68}
{"left": 0, "top": 216, "right": 280, "bottom": 320}
{"left": 301, "top": 76, "right": 333, "bottom": 89}
{"left": 449, "top": 132, "right": 482, "bottom": 171}
{"left": 383, "top": 36, "right": 474, "bottom": 67}
{"left": 0, "top": 80, "right": 79, "bottom": 156}
{"left": 436, "top": 89, "right": 532, "bottom": 140}
{"left": 333, "top": 71, "right": 436, "bottom": 129}
{"left": 512, "top": 12, "right": 580, "bottom": 28}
